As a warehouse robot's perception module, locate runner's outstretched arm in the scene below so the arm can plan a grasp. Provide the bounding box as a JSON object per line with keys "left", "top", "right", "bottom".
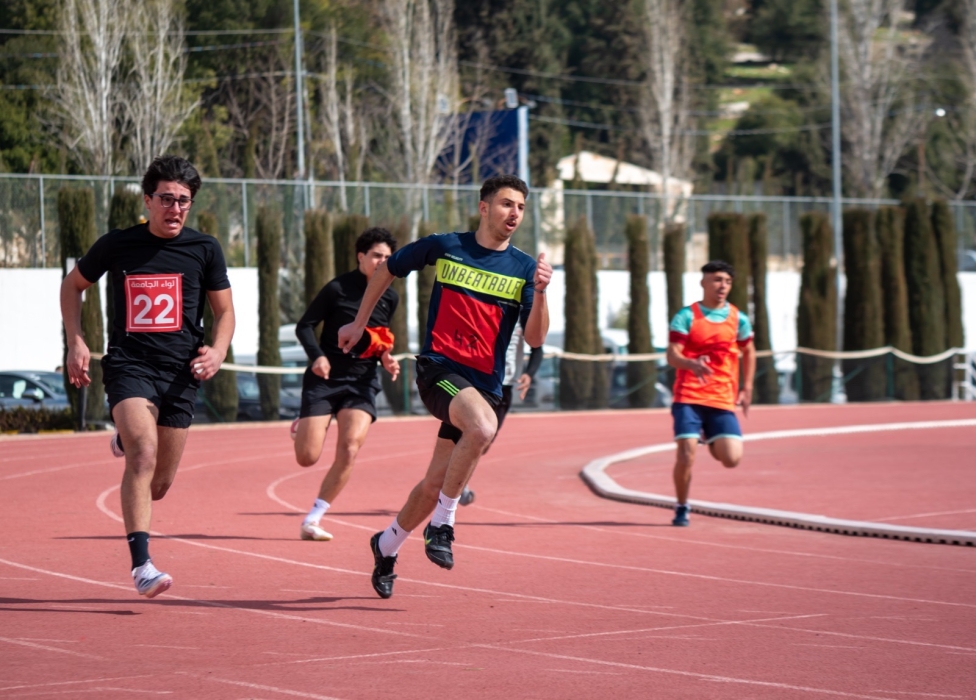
{"left": 60, "top": 267, "right": 95, "bottom": 388}
{"left": 337, "top": 262, "right": 396, "bottom": 353}
{"left": 523, "top": 254, "right": 552, "bottom": 348}
{"left": 194, "top": 288, "right": 235, "bottom": 381}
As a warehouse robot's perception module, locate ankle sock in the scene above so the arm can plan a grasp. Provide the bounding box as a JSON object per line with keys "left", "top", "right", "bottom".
{"left": 431, "top": 491, "right": 460, "bottom": 528}
{"left": 304, "top": 498, "right": 330, "bottom": 525}
{"left": 377, "top": 519, "right": 411, "bottom": 557}
{"left": 127, "top": 531, "right": 150, "bottom": 569}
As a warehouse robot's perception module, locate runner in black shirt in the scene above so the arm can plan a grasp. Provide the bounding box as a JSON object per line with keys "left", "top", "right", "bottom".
{"left": 61, "top": 156, "right": 235, "bottom": 599}
{"left": 291, "top": 228, "right": 400, "bottom": 542}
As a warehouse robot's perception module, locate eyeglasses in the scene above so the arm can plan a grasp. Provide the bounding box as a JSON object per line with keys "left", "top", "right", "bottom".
{"left": 150, "top": 193, "right": 194, "bottom": 211}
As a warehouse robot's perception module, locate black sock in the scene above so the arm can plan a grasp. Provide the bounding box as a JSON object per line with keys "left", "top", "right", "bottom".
{"left": 127, "top": 532, "right": 150, "bottom": 569}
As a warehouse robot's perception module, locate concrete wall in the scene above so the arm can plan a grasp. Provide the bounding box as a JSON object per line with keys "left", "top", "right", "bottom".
{"left": 2, "top": 268, "right": 974, "bottom": 371}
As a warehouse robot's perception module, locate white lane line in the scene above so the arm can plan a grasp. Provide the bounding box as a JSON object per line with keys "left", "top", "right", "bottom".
{"left": 0, "top": 688, "right": 173, "bottom": 697}
{"left": 474, "top": 504, "right": 976, "bottom": 575}
{"left": 875, "top": 509, "right": 976, "bottom": 523}
{"left": 581, "top": 419, "right": 976, "bottom": 545}
{"left": 510, "top": 613, "right": 827, "bottom": 644}
{"left": 0, "top": 556, "right": 420, "bottom": 639}
{"left": 0, "top": 677, "right": 156, "bottom": 693}
{"left": 0, "top": 461, "right": 110, "bottom": 481}
{"left": 475, "top": 644, "right": 904, "bottom": 700}
{"left": 201, "top": 677, "right": 345, "bottom": 700}
{"left": 0, "top": 637, "right": 104, "bottom": 660}
{"left": 740, "top": 623, "right": 976, "bottom": 653}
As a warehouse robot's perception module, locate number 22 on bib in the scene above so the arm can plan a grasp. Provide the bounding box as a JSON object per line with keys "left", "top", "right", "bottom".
{"left": 125, "top": 274, "right": 183, "bottom": 332}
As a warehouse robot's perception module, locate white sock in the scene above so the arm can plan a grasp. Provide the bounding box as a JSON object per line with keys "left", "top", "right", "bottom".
{"left": 377, "top": 518, "right": 411, "bottom": 557}
{"left": 430, "top": 491, "right": 461, "bottom": 528}
{"left": 304, "top": 498, "right": 329, "bottom": 525}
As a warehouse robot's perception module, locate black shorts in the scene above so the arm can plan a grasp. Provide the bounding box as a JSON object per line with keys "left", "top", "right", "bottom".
{"left": 101, "top": 353, "right": 199, "bottom": 429}
{"left": 299, "top": 370, "right": 378, "bottom": 422}
{"left": 415, "top": 357, "right": 503, "bottom": 445}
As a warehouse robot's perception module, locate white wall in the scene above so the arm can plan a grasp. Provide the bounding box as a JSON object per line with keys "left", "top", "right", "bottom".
{"left": 2, "top": 268, "right": 974, "bottom": 371}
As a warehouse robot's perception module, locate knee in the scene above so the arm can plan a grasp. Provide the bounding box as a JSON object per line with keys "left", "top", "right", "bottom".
{"left": 295, "top": 451, "right": 318, "bottom": 468}
{"left": 722, "top": 454, "right": 741, "bottom": 469}
{"left": 151, "top": 481, "right": 172, "bottom": 500}
{"left": 465, "top": 420, "right": 496, "bottom": 448}
{"left": 336, "top": 438, "right": 362, "bottom": 463}
{"left": 676, "top": 444, "right": 696, "bottom": 467}
{"left": 125, "top": 442, "right": 158, "bottom": 475}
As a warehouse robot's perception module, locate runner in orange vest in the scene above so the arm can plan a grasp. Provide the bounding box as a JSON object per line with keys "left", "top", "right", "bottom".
{"left": 666, "top": 260, "right": 756, "bottom": 527}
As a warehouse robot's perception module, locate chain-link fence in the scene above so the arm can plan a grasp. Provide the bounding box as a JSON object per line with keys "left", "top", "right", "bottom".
{"left": 3, "top": 173, "right": 976, "bottom": 271}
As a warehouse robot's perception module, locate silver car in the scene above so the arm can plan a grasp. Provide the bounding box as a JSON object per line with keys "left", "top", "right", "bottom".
{"left": 0, "top": 371, "right": 71, "bottom": 411}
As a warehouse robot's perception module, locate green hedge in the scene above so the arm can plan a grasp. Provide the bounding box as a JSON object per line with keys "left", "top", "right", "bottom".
{"left": 626, "top": 215, "right": 655, "bottom": 408}
{"left": 256, "top": 206, "right": 282, "bottom": 420}
{"left": 333, "top": 214, "right": 368, "bottom": 275}
{"left": 0, "top": 407, "right": 75, "bottom": 433}
{"left": 796, "top": 211, "right": 836, "bottom": 402}
{"left": 304, "top": 210, "right": 334, "bottom": 305}
{"left": 707, "top": 212, "right": 750, "bottom": 313}
{"left": 381, "top": 220, "right": 410, "bottom": 414}
{"left": 663, "top": 221, "right": 685, "bottom": 325}
{"left": 841, "top": 209, "right": 886, "bottom": 401}
{"left": 199, "top": 211, "right": 240, "bottom": 422}
{"left": 416, "top": 221, "right": 435, "bottom": 347}
{"left": 749, "top": 213, "right": 780, "bottom": 404}
{"left": 106, "top": 188, "right": 143, "bottom": 330}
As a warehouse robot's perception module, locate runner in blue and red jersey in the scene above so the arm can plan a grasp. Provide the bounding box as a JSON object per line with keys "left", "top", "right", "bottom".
{"left": 337, "top": 175, "right": 551, "bottom": 599}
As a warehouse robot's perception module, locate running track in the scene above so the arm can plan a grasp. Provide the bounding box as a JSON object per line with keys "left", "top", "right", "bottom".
{"left": 1, "top": 402, "right": 974, "bottom": 699}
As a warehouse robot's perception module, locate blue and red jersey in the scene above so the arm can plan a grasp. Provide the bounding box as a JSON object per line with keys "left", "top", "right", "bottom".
{"left": 386, "top": 231, "right": 536, "bottom": 397}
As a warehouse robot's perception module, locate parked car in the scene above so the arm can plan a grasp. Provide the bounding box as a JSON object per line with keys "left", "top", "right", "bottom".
{"left": 961, "top": 249, "right": 976, "bottom": 272}
{"left": 0, "top": 371, "right": 70, "bottom": 411}
{"left": 195, "top": 371, "right": 301, "bottom": 423}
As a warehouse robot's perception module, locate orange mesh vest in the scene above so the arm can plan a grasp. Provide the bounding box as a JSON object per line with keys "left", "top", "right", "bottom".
{"left": 673, "top": 302, "right": 741, "bottom": 411}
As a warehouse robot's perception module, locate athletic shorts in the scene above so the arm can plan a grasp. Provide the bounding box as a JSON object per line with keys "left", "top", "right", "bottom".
{"left": 101, "top": 353, "right": 199, "bottom": 429}
{"left": 672, "top": 402, "right": 742, "bottom": 443}
{"left": 415, "top": 356, "right": 501, "bottom": 445}
{"left": 299, "top": 369, "right": 378, "bottom": 422}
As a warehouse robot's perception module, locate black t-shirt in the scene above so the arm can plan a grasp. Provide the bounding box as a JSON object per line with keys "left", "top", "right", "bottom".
{"left": 77, "top": 224, "right": 231, "bottom": 364}
{"left": 295, "top": 269, "right": 399, "bottom": 384}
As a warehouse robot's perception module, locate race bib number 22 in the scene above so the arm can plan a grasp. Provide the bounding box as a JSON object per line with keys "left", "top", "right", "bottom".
{"left": 125, "top": 274, "right": 183, "bottom": 332}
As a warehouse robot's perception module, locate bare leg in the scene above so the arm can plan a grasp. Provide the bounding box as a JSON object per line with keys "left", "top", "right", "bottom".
{"left": 116, "top": 398, "right": 162, "bottom": 533}
{"left": 707, "top": 438, "right": 743, "bottom": 468}
{"left": 316, "top": 409, "right": 373, "bottom": 503}
{"left": 395, "top": 437, "right": 455, "bottom": 532}
{"left": 440, "top": 388, "right": 497, "bottom": 498}
{"left": 673, "top": 438, "right": 697, "bottom": 505}
{"left": 294, "top": 415, "right": 333, "bottom": 467}
{"left": 150, "top": 426, "right": 190, "bottom": 501}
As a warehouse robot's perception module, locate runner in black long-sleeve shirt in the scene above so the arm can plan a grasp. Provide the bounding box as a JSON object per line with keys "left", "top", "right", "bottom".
{"left": 292, "top": 228, "right": 400, "bottom": 542}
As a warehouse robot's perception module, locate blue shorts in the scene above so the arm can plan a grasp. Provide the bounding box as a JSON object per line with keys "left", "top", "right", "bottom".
{"left": 672, "top": 402, "right": 742, "bottom": 443}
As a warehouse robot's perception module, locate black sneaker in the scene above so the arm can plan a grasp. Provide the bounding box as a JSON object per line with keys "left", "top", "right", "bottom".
{"left": 459, "top": 487, "right": 475, "bottom": 506}
{"left": 369, "top": 532, "right": 397, "bottom": 599}
{"left": 423, "top": 522, "right": 455, "bottom": 570}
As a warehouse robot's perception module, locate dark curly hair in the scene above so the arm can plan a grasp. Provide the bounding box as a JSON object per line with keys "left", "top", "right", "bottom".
{"left": 141, "top": 156, "right": 202, "bottom": 198}
{"left": 701, "top": 260, "right": 735, "bottom": 278}
{"left": 355, "top": 227, "right": 398, "bottom": 255}
{"left": 480, "top": 174, "right": 529, "bottom": 202}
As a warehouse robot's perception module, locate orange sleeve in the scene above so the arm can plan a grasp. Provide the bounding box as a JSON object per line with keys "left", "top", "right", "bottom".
{"left": 360, "top": 326, "right": 395, "bottom": 358}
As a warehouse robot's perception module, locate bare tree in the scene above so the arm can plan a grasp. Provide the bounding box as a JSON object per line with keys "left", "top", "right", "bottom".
{"left": 379, "top": 0, "right": 459, "bottom": 238}
{"left": 948, "top": 0, "right": 976, "bottom": 199}
{"left": 639, "top": 0, "right": 695, "bottom": 223}
{"left": 125, "top": 0, "right": 197, "bottom": 173}
{"left": 837, "top": 0, "right": 928, "bottom": 198}
{"left": 53, "top": 0, "right": 130, "bottom": 175}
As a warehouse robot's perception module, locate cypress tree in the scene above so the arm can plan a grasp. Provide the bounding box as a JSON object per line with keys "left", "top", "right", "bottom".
{"left": 748, "top": 213, "right": 780, "bottom": 404}
{"left": 625, "top": 215, "right": 655, "bottom": 408}
{"left": 841, "top": 209, "right": 886, "bottom": 401}
{"left": 707, "top": 212, "right": 750, "bottom": 312}
{"left": 198, "top": 211, "right": 240, "bottom": 422}
{"left": 876, "top": 207, "right": 919, "bottom": 400}
{"left": 796, "top": 211, "right": 836, "bottom": 402}
{"left": 468, "top": 213, "right": 481, "bottom": 232}
{"left": 256, "top": 206, "right": 282, "bottom": 420}
{"left": 903, "top": 198, "right": 948, "bottom": 399}
{"left": 663, "top": 221, "right": 685, "bottom": 325}
{"left": 58, "top": 187, "right": 106, "bottom": 423}
{"left": 416, "top": 221, "right": 435, "bottom": 347}
{"left": 560, "top": 216, "right": 605, "bottom": 409}
{"left": 333, "top": 214, "right": 367, "bottom": 275}
{"left": 381, "top": 220, "right": 410, "bottom": 414}
{"left": 931, "top": 200, "right": 965, "bottom": 351}
{"left": 106, "top": 188, "right": 143, "bottom": 333}
{"left": 304, "top": 210, "right": 334, "bottom": 306}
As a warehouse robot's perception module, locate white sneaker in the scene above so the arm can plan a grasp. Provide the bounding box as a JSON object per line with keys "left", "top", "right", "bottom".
{"left": 289, "top": 418, "right": 300, "bottom": 441}
{"left": 110, "top": 432, "right": 125, "bottom": 458}
{"left": 300, "top": 521, "right": 333, "bottom": 541}
{"left": 132, "top": 560, "right": 172, "bottom": 598}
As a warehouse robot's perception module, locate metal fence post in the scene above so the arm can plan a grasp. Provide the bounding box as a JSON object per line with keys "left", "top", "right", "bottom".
{"left": 241, "top": 181, "right": 250, "bottom": 267}
{"left": 364, "top": 183, "right": 371, "bottom": 219}
{"left": 585, "top": 192, "right": 593, "bottom": 232}
{"left": 422, "top": 186, "right": 430, "bottom": 222}
{"left": 783, "top": 200, "right": 789, "bottom": 260}
{"left": 532, "top": 192, "right": 541, "bottom": 256}
{"left": 38, "top": 175, "right": 46, "bottom": 268}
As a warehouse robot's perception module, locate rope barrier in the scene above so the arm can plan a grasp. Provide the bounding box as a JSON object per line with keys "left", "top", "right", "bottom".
{"left": 90, "top": 347, "right": 969, "bottom": 373}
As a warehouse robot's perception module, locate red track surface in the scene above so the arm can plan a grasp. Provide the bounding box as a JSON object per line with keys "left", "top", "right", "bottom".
{"left": 1, "top": 403, "right": 975, "bottom": 699}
